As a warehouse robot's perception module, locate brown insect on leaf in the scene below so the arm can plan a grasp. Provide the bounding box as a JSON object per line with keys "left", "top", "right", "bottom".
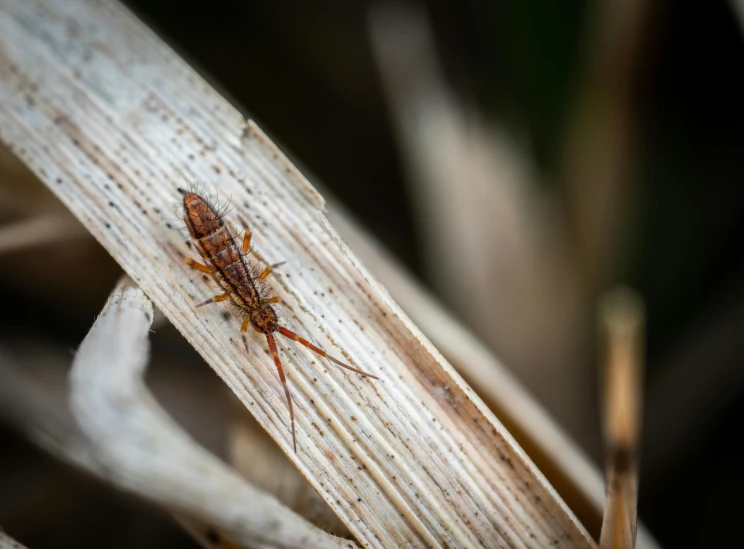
{"left": 180, "top": 189, "right": 379, "bottom": 452}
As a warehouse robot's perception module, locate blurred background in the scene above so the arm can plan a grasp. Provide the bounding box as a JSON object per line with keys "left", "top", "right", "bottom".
{"left": 2, "top": 0, "right": 744, "bottom": 548}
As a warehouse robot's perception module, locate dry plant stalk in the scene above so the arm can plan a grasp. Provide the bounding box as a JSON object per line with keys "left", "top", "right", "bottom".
{"left": 0, "top": 0, "right": 593, "bottom": 546}
{"left": 599, "top": 289, "right": 644, "bottom": 548}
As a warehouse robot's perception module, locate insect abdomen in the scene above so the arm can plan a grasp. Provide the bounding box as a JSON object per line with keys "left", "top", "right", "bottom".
{"left": 222, "top": 262, "right": 261, "bottom": 306}
{"left": 183, "top": 193, "right": 261, "bottom": 308}
{"left": 183, "top": 193, "right": 224, "bottom": 239}
{"left": 200, "top": 226, "right": 240, "bottom": 269}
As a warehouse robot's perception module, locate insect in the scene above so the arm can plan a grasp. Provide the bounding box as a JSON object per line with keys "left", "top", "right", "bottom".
{"left": 180, "top": 189, "right": 378, "bottom": 452}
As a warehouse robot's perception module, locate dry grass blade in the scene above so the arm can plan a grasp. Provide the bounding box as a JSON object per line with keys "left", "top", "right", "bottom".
{"left": 0, "top": 0, "right": 593, "bottom": 546}
{"left": 599, "top": 288, "right": 644, "bottom": 549}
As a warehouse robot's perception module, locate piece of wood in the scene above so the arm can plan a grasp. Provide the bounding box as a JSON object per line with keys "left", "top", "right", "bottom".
{"left": 0, "top": 0, "right": 594, "bottom": 546}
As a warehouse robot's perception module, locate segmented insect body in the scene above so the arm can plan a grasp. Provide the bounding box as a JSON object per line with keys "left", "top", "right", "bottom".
{"left": 181, "top": 190, "right": 377, "bottom": 452}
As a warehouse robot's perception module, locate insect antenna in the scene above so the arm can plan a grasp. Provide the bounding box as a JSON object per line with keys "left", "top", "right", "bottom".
{"left": 276, "top": 327, "right": 379, "bottom": 379}
{"left": 266, "top": 333, "right": 296, "bottom": 452}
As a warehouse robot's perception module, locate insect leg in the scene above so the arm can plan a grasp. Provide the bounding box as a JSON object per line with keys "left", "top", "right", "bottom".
{"left": 257, "top": 265, "right": 274, "bottom": 281}
{"left": 185, "top": 257, "right": 213, "bottom": 274}
{"left": 257, "top": 261, "right": 287, "bottom": 281}
{"left": 242, "top": 228, "right": 252, "bottom": 254}
{"left": 276, "top": 327, "right": 379, "bottom": 379}
{"left": 196, "top": 294, "right": 230, "bottom": 308}
{"left": 240, "top": 316, "right": 252, "bottom": 355}
{"left": 266, "top": 333, "right": 296, "bottom": 453}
